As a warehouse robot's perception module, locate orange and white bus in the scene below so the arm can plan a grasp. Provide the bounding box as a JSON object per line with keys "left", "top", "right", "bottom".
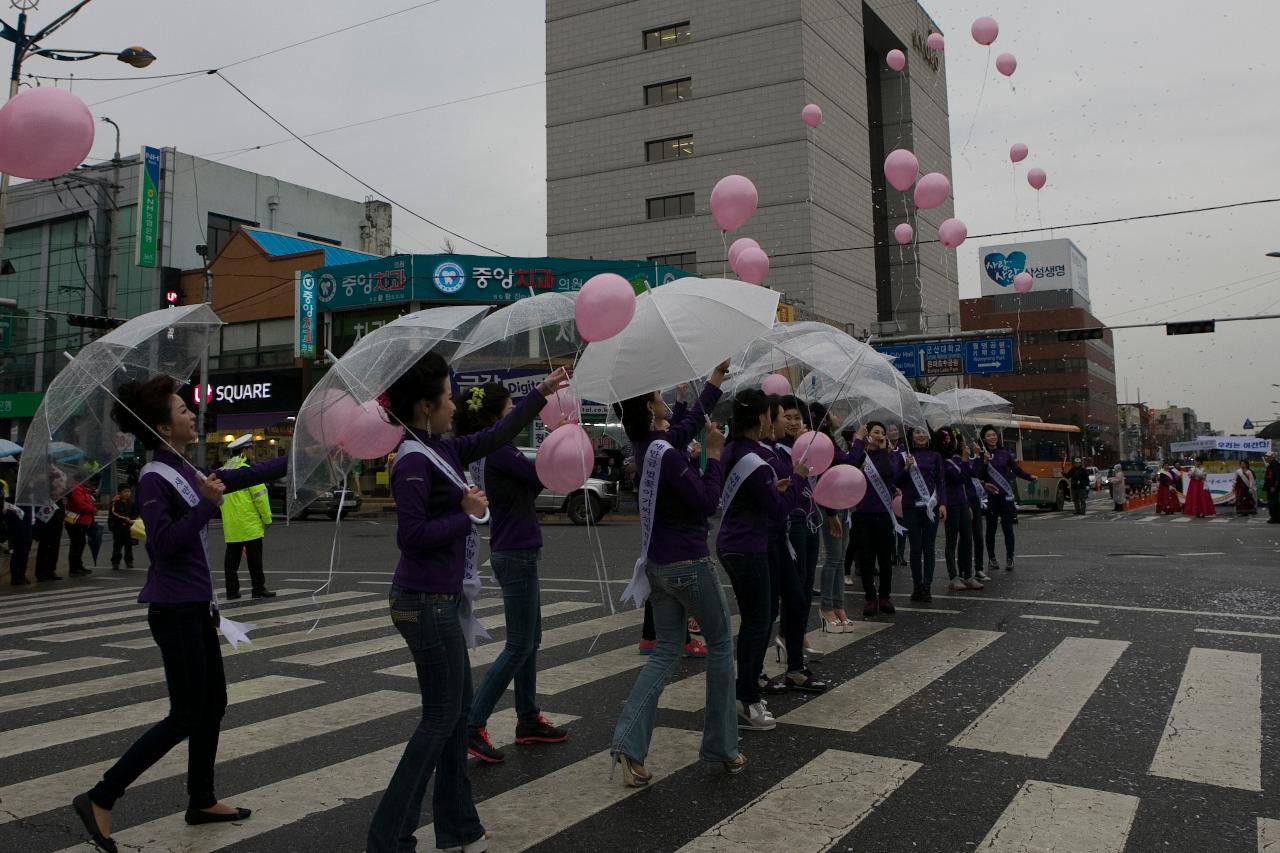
{"left": 963, "top": 416, "right": 1083, "bottom": 511}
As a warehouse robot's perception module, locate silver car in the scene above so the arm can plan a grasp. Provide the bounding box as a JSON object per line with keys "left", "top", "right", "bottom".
{"left": 518, "top": 447, "right": 617, "bottom": 525}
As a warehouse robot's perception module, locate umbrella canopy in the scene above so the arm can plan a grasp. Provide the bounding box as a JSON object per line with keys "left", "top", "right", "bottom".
{"left": 570, "top": 278, "right": 778, "bottom": 404}
{"left": 916, "top": 393, "right": 952, "bottom": 430}
{"left": 288, "top": 305, "right": 489, "bottom": 513}
{"left": 0, "top": 439, "right": 20, "bottom": 458}
{"left": 932, "top": 388, "right": 1012, "bottom": 425}
{"left": 452, "top": 291, "right": 581, "bottom": 370}
{"left": 16, "top": 304, "right": 223, "bottom": 505}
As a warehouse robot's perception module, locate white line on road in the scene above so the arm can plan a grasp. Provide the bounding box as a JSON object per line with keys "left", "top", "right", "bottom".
{"left": 1195, "top": 628, "right": 1280, "bottom": 640}
{"left": 0, "top": 648, "right": 44, "bottom": 662}
{"left": 928, "top": 594, "right": 1280, "bottom": 623}
{"left": 1176, "top": 552, "right": 1226, "bottom": 556}
{"left": 0, "top": 655, "right": 125, "bottom": 686}
{"left": 1019, "top": 615, "right": 1101, "bottom": 625}
{"left": 977, "top": 780, "right": 1138, "bottom": 852}
{"left": 105, "top": 597, "right": 389, "bottom": 649}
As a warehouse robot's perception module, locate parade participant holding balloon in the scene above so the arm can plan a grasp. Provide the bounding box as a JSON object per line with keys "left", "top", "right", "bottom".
{"left": 779, "top": 396, "right": 822, "bottom": 623}
{"left": 962, "top": 435, "right": 989, "bottom": 582}
{"left": 609, "top": 362, "right": 745, "bottom": 786}
{"left": 73, "top": 376, "right": 288, "bottom": 853}
{"left": 808, "top": 403, "right": 854, "bottom": 630}
{"left": 898, "top": 427, "right": 946, "bottom": 603}
{"left": 718, "top": 390, "right": 798, "bottom": 730}
{"left": 940, "top": 429, "right": 982, "bottom": 592}
{"left": 453, "top": 383, "right": 570, "bottom": 766}
{"left": 366, "top": 354, "right": 569, "bottom": 853}
{"left": 976, "top": 424, "right": 1037, "bottom": 572}
{"left": 844, "top": 422, "right": 903, "bottom": 617}
{"left": 763, "top": 396, "right": 828, "bottom": 692}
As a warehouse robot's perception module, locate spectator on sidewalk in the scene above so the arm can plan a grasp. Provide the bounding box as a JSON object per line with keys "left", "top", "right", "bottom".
{"left": 1067, "top": 457, "right": 1091, "bottom": 515}
{"left": 1108, "top": 465, "right": 1127, "bottom": 512}
{"left": 64, "top": 480, "right": 97, "bottom": 576}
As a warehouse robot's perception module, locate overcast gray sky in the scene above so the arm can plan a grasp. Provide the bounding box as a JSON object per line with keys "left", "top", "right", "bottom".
{"left": 37, "top": 0, "right": 1280, "bottom": 433}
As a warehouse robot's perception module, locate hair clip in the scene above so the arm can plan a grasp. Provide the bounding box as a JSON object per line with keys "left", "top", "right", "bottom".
{"left": 467, "top": 386, "right": 486, "bottom": 413}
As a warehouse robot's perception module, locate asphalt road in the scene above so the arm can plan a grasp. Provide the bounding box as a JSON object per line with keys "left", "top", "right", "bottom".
{"left": 2, "top": 497, "right": 1278, "bottom": 853}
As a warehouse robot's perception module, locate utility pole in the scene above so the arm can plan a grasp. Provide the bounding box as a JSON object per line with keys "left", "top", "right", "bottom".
{"left": 195, "top": 245, "right": 211, "bottom": 466}
{"left": 100, "top": 117, "right": 120, "bottom": 318}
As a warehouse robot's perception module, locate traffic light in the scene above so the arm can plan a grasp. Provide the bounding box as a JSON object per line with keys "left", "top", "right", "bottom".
{"left": 67, "top": 314, "right": 127, "bottom": 330}
{"left": 1165, "top": 320, "right": 1215, "bottom": 336}
{"left": 1056, "top": 328, "right": 1105, "bottom": 342}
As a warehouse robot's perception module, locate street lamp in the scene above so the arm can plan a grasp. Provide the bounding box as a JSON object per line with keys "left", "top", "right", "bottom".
{"left": 0, "top": 1, "right": 156, "bottom": 256}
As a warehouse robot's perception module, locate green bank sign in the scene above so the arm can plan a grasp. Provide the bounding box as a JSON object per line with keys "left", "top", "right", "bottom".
{"left": 135, "top": 146, "right": 161, "bottom": 269}
{"left": 0, "top": 392, "right": 43, "bottom": 419}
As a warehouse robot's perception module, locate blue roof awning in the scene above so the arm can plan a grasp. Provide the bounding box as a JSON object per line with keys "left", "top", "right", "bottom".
{"left": 241, "top": 227, "right": 378, "bottom": 267}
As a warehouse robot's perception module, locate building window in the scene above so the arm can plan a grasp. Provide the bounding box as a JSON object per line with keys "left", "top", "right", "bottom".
{"left": 643, "top": 22, "right": 690, "bottom": 51}
{"left": 649, "top": 251, "right": 697, "bottom": 274}
{"left": 206, "top": 212, "right": 259, "bottom": 260}
{"left": 646, "top": 193, "right": 695, "bottom": 220}
{"left": 644, "top": 78, "right": 692, "bottom": 106}
{"left": 646, "top": 135, "right": 694, "bottom": 162}
{"left": 297, "top": 231, "right": 341, "bottom": 246}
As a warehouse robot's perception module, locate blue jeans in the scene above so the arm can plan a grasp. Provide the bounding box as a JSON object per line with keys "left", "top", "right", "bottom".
{"left": 368, "top": 589, "right": 483, "bottom": 853}
{"left": 985, "top": 494, "right": 1017, "bottom": 562}
{"left": 611, "top": 559, "right": 738, "bottom": 764}
{"left": 719, "top": 551, "right": 771, "bottom": 705}
{"left": 819, "top": 512, "right": 846, "bottom": 610}
{"left": 468, "top": 549, "right": 542, "bottom": 732}
{"left": 904, "top": 505, "right": 939, "bottom": 587}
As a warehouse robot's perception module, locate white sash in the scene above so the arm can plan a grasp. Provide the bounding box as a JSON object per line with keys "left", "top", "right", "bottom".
{"left": 719, "top": 450, "right": 770, "bottom": 515}
{"left": 861, "top": 453, "right": 907, "bottom": 536}
{"left": 904, "top": 451, "right": 937, "bottom": 521}
{"left": 951, "top": 458, "right": 987, "bottom": 510}
{"left": 620, "top": 440, "right": 672, "bottom": 609}
{"left": 399, "top": 439, "right": 489, "bottom": 648}
{"left": 771, "top": 443, "right": 800, "bottom": 559}
{"left": 141, "top": 461, "right": 254, "bottom": 648}
{"left": 986, "top": 458, "right": 1015, "bottom": 500}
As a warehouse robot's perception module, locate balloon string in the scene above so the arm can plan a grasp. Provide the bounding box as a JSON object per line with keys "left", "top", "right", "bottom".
{"left": 720, "top": 230, "right": 728, "bottom": 278}
{"left": 959, "top": 46, "right": 992, "bottom": 161}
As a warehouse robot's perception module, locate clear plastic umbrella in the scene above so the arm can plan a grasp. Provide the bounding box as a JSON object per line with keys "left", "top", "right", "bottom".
{"left": 452, "top": 291, "right": 581, "bottom": 370}
{"left": 933, "top": 388, "right": 1013, "bottom": 426}
{"left": 916, "top": 392, "right": 952, "bottom": 430}
{"left": 16, "top": 304, "right": 223, "bottom": 505}
{"left": 288, "top": 305, "right": 489, "bottom": 514}
{"left": 570, "top": 277, "right": 779, "bottom": 404}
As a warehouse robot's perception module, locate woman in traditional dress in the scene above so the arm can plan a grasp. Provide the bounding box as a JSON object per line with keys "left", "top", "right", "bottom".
{"left": 1182, "top": 459, "right": 1217, "bottom": 518}
{"left": 1234, "top": 459, "right": 1258, "bottom": 516}
{"left": 1156, "top": 463, "right": 1183, "bottom": 514}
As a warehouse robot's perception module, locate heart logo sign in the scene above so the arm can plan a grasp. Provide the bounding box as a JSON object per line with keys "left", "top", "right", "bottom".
{"left": 983, "top": 251, "right": 1027, "bottom": 287}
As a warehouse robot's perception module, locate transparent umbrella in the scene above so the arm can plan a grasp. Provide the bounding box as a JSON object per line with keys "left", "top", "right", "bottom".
{"left": 16, "top": 304, "right": 223, "bottom": 505}
{"left": 933, "top": 388, "right": 1012, "bottom": 426}
{"left": 288, "top": 305, "right": 489, "bottom": 514}
{"left": 452, "top": 291, "right": 581, "bottom": 370}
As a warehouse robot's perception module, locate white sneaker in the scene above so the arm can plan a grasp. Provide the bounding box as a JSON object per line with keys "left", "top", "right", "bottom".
{"left": 737, "top": 700, "right": 776, "bottom": 731}
{"left": 975, "top": 571, "right": 991, "bottom": 582}
{"left": 964, "top": 577, "right": 985, "bottom": 590}
{"left": 948, "top": 578, "right": 967, "bottom": 591}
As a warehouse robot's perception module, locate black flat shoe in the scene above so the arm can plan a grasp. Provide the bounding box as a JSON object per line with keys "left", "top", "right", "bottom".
{"left": 185, "top": 806, "right": 252, "bottom": 825}
{"left": 226, "top": 592, "right": 242, "bottom": 600}
{"left": 251, "top": 589, "right": 277, "bottom": 599}
{"left": 72, "top": 793, "right": 117, "bottom": 853}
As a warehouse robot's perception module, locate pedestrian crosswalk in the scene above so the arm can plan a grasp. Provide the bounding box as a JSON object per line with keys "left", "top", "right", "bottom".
{"left": 0, "top": 578, "right": 1275, "bottom": 852}
{"left": 1021, "top": 510, "right": 1273, "bottom": 525}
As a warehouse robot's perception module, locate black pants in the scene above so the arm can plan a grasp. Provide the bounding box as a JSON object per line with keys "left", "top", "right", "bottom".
{"left": 8, "top": 513, "right": 33, "bottom": 583}
{"left": 767, "top": 527, "right": 808, "bottom": 673}
{"left": 720, "top": 551, "right": 771, "bottom": 706}
{"left": 1268, "top": 491, "right": 1279, "bottom": 523}
{"left": 967, "top": 498, "right": 984, "bottom": 573}
{"left": 91, "top": 603, "right": 227, "bottom": 811}
{"left": 34, "top": 510, "right": 64, "bottom": 579}
{"left": 1072, "top": 486, "right": 1088, "bottom": 515}
{"left": 985, "top": 495, "right": 1017, "bottom": 563}
{"left": 846, "top": 512, "right": 895, "bottom": 600}
{"left": 110, "top": 525, "right": 135, "bottom": 568}
{"left": 66, "top": 523, "right": 89, "bottom": 574}
{"left": 224, "top": 538, "right": 266, "bottom": 596}
{"left": 943, "top": 503, "right": 973, "bottom": 579}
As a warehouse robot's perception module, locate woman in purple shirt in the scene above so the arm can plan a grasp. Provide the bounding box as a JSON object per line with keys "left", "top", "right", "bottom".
{"left": 453, "top": 382, "right": 569, "bottom": 766}
{"left": 367, "top": 354, "right": 568, "bottom": 853}
{"left": 898, "top": 426, "right": 947, "bottom": 603}
{"left": 976, "top": 424, "right": 1037, "bottom": 572}
{"left": 939, "top": 428, "right": 982, "bottom": 592}
{"left": 73, "top": 376, "right": 287, "bottom": 853}
{"left": 843, "top": 422, "right": 903, "bottom": 617}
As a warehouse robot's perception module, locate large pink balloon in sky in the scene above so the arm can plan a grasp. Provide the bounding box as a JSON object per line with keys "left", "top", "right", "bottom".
{"left": 1027, "top": 167, "right": 1048, "bottom": 190}
{"left": 1013, "top": 272, "right": 1034, "bottom": 294}
{"left": 996, "top": 52, "right": 1017, "bottom": 76}
{"left": 938, "top": 218, "right": 968, "bottom": 248}
{"left": 709, "top": 174, "right": 758, "bottom": 232}
{"left": 886, "top": 49, "right": 906, "bottom": 71}
{"left": 913, "top": 172, "right": 951, "bottom": 210}
{"left": 893, "top": 223, "right": 914, "bottom": 245}
{"left": 884, "top": 149, "right": 919, "bottom": 192}
{"left": 575, "top": 273, "right": 636, "bottom": 342}
{"left": 728, "top": 237, "right": 760, "bottom": 271}
{"left": 1009, "top": 143, "right": 1029, "bottom": 163}
{"left": 802, "top": 103, "right": 823, "bottom": 128}
{"left": 0, "top": 87, "right": 95, "bottom": 180}
{"left": 926, "top": 32, "right": 944, "bottom": 51}
{"left": 971, "top": 16, "right": 999, "bottom": 46}
{"left": 735, "top": 247, "right": 770, "bottom": 284}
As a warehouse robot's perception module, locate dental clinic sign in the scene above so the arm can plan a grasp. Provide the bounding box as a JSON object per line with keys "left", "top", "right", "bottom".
{"left": 979, "top": 238, "right": 1089, "bottom": 300}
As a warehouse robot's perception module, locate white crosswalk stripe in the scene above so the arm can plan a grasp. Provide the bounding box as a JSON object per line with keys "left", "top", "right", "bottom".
{"left": 105, "top": 597, "right": 390, "bottom": 649}
{"left": 0, "top": 655, "right": 126, "bottom": 685}
{"left": 0, "top": 648, "right": 45, "bottom": 662}
{"left": 0, "top": 585, "right": 127, "bottom": 609}
{"left": 977, "top": 780, "right": 1138, "bottom": 852}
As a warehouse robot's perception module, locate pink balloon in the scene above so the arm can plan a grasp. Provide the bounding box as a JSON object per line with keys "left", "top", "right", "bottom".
{"left": 891, "top": 494, "right": 904, "bottom": 517}
{"left": 575, "top": 273, "right": 636, "bottom": 342}
{"left": 1009, "top": 143, "right": 1028, "bottom": 163}
{"left": 761, "top": 374, "right": 791, "bottom": 396}
{"left": 926, "top": 32, "right": 945, "bottom": 52}
{"left": 802, "top": 103, "right": 823, "bottom": 128}
{"left": 535, "top": 423, "right": 595, "bottom": 493}
{"left": 1013, "top": 272, "right": 1034, "bottom": 294}
{"left": 728, "top": 237, "right": 760, "bottom": 271}
{"left": 0, "top": 87, "right": 96, "bottom": 181}
{"left": 894, "top": 222, "right": 914, "bottom": 245}
{"left": 540, "top": 389, "right": 580, "bottom": 430}
{"left": 1027, "top": 167, "right": 1047, "bottom": 190}
{"left": 886, "top": 49, "right": 906, "bottom": 71}
{"left": 792, "top": 431, "right": 835, "bottom": 477}
{"left": 709, "top": 174, "right": 759, "bottom": 232}
{"left": 938, "top": 218, "right": 967, "bottom": 249}
{"left": 995, "top": 52, "right": 1017, "bottom": 76}
{"left": 313, "top": 390, "right": 362, "bottom": 447}
{"left": 884, "top": 149, "right": 919, "bottom": 192}
{"left": 813, "top": 465, "right": 867, "bottom": 510}
{"left": 971, "top": 16, "right": 999, "bottom": 46}
{"left": 340, "top": 400, "right": 403, "bottom": 460}
{"left": 735, "top": 246, "right": 770, "bottom": 285}
{"left": 913, "top": 172, "right": 951, "bottom": 210}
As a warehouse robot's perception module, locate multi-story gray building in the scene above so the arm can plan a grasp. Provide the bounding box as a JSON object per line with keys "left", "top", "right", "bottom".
{"left": 546, "top": 0, "right": 958, "bottom": 335}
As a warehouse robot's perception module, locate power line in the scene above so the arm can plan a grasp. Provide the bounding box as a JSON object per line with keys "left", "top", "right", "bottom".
{"left": 214, "top": 71, "right": 505, "bottom": 256}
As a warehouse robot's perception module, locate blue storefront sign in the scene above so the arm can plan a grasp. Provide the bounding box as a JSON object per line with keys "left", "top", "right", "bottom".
{"left": 296, "top": 271, "right": 319, "bottom": 359}
{"left": 875, "top": 336, "right": 1015, "bottom": 378}
{"left": 961, "top": 336, "right": 1015, "bottom": 375}
{"left": 876, "top": 344, "right": 921, "bottom": 379}
{"left": 304, "top": 254, "right": 688, "bottom": 315}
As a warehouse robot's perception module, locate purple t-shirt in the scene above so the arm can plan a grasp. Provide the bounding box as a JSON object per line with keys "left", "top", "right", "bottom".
{"left": 484, "top": 442, "right": 543, "bottom": 553}
{"left": 895, "top": 447, "right": 944, "bottom": 507}
{"left": 847, "top": 439, "right": 902, "bottom": 514}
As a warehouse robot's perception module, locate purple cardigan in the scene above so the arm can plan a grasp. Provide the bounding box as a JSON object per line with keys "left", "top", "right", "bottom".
{"left": 716, "top": 437, "right": 789, "bottom": 555}
{"left": 393, "top": 391, "right": 546, "bottom": 593}
{"left": 943, "top": 455, "right": 970, "bottom": 507}
{"left": 847, "top": 439, "right": 902, "bottom": 514}
{"left": 137, "top": 449, "right": 287, "bottom": 604}
{"left": 640, "top": 383, "right": 723, "bottom": 564}
{"left": 896, "top": 448, "right": 945, "bottom": 507}
{"left": 484, "top": 443, "right": 543, "bottom": 553}
{"left": 977, "top": 447, "right": 1033, "bottom": 494}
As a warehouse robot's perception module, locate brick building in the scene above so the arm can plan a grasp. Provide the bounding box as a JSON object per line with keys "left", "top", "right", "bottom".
{"left": 545, "top": 0, "right": 958, "bottom": 335}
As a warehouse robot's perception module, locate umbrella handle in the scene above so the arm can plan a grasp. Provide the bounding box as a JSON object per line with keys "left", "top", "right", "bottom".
{"left": 469, "top": 510, "right": 490, "bottom": 525}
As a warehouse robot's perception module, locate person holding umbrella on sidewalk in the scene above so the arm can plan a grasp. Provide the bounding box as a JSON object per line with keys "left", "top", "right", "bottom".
{"left": 219, "top": 435, "right": 276, "bottom": 599}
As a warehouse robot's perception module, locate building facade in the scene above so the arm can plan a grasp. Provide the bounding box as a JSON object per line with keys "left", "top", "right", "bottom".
{"left": 545, "top": 0, "right": 958, "bottom": 336}
{"left": 0, "top": 149, "right": 391, "bottom": 439}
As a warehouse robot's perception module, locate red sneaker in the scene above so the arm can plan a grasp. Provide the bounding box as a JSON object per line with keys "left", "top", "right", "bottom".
{"left": 687, "top": 616, "right": 702, "bottom": 634}
{"left": 638, "top": 638, "right": 656, "bottom": 655}
{"left": 683, "top": 638, "right": 707, "bottom": 658}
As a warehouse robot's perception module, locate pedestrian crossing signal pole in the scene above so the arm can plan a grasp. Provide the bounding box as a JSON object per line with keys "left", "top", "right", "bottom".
{"left": 196, "top": 243, "right": 211, "bottom": 467}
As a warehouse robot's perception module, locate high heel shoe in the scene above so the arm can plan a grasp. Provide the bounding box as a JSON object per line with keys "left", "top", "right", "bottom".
{"left": 184, "top": 805, "right": 252, "bottom": 825}
{"left": 614, "top": 753, "right": 652, "bottom": 788}
{"left": 773, "top": 636, "right": 785, "bottom": 663}
{"left": 819, "top": 611, "right": 844, "bottom": 633}
{"left": 439, "top": 831, "right": 493, "bottom": 853}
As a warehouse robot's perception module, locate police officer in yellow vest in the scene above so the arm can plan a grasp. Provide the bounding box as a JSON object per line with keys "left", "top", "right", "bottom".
{"left": 220, "top": 435, "right": 276, "bottom": 599}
